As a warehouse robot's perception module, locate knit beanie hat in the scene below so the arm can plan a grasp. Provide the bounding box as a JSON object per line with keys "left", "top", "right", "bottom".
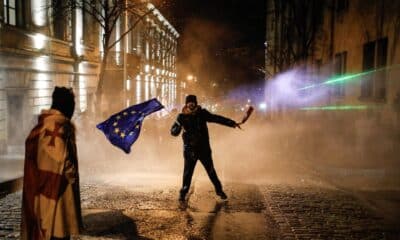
{"left": 185, "top": 95, "right": 197, "bottom": 104}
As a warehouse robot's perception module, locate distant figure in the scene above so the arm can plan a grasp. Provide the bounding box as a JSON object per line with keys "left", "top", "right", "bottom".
{"left": 171, "top": 95, "right": 240, "bottom": 201}
{"left": 21, "top": 87, "right": 82, "bottom": 240}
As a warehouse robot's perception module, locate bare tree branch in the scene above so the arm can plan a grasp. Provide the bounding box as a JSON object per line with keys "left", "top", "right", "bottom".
{"left": 82, "top": 1, "right": 105, "bottom": 28}
{"left": 108, "top": 7, "right": 155, "bottom": 50}
{"left": 266, "top": 0, "right": 324, "bottom": 71}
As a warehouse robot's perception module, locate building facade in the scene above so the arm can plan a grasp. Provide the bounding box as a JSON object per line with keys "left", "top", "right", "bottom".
{"left": 265, "top": 0, "right": 400, "bottom": 167}
{"left": 265, "top": 0, "right": 400, "bottom": 110}
{"left": 0, "top": 1, "right": 179, "bottom": 154}
{"left": 102, "top": 3, "right": 179, "bottom": 114}
{"left": 314, "top": 0, "right": 400, "bottom": 106}
{"left": 0, "top": 0, "right": 100, "bottom": 154}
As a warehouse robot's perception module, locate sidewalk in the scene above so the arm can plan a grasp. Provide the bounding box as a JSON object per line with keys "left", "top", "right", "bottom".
{"left": 0, "top": 154, "right": 24, "bottom": 197}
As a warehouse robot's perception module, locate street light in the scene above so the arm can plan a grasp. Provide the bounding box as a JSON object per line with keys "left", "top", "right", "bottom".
{"left": 187, "top": 75, "right": 194, "bottom": 81}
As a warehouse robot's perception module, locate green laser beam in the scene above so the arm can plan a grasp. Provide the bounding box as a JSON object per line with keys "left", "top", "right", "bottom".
{"left": 298, "top": 64, "right": 399, "bottom": 91}
{"left": 298, "top": 70, "right": 376, "bottom": 90}
{"left": 300, "top": 105, "right": 369, "bottom": 111}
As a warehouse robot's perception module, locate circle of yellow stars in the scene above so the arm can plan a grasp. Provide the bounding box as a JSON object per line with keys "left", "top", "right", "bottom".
{"left": 112, "top": 110, "right": 143, "bottom": 138}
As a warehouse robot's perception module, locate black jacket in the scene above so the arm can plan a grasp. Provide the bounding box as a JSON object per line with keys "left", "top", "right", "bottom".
{"left": 171, "top": 106, "right": 236, "bottom": 151}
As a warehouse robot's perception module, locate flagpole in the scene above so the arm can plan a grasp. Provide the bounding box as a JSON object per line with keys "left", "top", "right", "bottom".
{"left": 123, "top": 0, "right": 128, "bottom": 107}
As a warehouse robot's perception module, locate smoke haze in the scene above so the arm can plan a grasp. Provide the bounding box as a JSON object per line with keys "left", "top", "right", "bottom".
{"left": 77, "top": 64, "right": 400, "bottom": 194}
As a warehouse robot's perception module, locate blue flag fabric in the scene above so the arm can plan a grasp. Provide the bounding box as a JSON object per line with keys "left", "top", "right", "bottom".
{"left": 96, "top": 98, "right": 164, "bottom": 153}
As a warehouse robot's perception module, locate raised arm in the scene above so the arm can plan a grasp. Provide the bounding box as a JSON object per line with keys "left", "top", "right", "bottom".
{"left": 203, "top": 109, "right": 238, "bottom": 128}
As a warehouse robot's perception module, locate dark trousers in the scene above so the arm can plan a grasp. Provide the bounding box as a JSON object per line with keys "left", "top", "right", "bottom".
{"left": 180, "top": 149, "right": 223, "bottom": 195}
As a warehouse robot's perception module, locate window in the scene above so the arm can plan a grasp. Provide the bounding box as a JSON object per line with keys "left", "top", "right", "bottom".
{"left": 4, "top": 0, "right": 16, "bottom": 25}
{"left": 315, "top": 59, "right": 322, "bottom": 78}
{"left": 361, "top": 38, "right": 387, "bottom": 100}
{"left": 361, "top": 42, "right": 375, "bottom": 98}
{"left": 53, "top": 0, "right": 64, "bottom": 39}
{"left": 312, "top": 59, "right": 322, "bottom": 87}
{"left": 31, "top": 0, "right": 47, "bottom": 26}
{"left": 333, "top": 52, "right": 346, "bottom": 97}
{"left": 82, "top": 1, "right": 94, "bottom": 45}
{"left": 52, "top": 0, "right": 71, "bottom": 41}
{"left": 376, "top": 38, "right": 387, "bottom": 100}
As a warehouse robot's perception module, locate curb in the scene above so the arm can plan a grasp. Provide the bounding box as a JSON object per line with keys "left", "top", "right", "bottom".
{"left": 0, "top": 177, "right": 23, "bottom": 198}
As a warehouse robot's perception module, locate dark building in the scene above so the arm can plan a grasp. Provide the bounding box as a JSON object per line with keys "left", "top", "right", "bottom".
{"left": 266, "top": 0, "right": 400, "bottom": 114}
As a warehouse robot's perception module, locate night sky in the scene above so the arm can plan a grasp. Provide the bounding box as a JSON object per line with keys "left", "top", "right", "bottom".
{"left": 160, "top": 0, "right": 266, "bottom": 95}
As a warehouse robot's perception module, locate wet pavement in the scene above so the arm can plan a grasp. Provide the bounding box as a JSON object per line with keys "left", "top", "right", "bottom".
{"left": 79, "top": 180, "right": 274, "bottom": 240}
{"left": 262, "top": 184, "right": 397, "bottom": 240}
{"left": 1, "top": 175, "right": 399, "bottom": 239}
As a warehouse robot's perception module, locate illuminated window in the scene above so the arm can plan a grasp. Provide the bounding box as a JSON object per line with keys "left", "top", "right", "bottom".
{"left": 4, "top": 0, "right": 17, "bottom": 25}
{"left": 115, "top": 17, "right": 121, "bottom": 65}
{"left": 136, "top": 75, "right": 141, "bottom": 103}
{"left": 146, "top": 41, "right": 150, "bottom": 60}
{"left": 32, "top": 0, "right": 46, "bottom": 26}
{"left": 74, "top": 7, "right": 83, "bottom": 56}
{"left": 150, "top": 76, "right": 156, "bottom": 97}
{"left": 145, "top": 76, "right": 149, "bottom": 100}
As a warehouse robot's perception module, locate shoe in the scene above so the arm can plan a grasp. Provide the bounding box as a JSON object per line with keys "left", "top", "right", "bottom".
{"left": 216, "top": 191, "right": 228, "bottom": 200}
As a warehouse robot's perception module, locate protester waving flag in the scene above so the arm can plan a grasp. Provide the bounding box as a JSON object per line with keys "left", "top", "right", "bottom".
{"left": 97, "top": 98, "right": 164, "bottom": 153}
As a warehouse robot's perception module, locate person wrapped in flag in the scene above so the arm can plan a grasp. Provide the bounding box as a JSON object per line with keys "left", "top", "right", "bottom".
{"left": 171, "top": 94, "right": 242, "bottom": 201}
{"left": 21, "top": 87, "right": 82, "bottom": 240}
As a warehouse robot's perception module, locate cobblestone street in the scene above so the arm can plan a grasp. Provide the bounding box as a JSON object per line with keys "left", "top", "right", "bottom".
{"left": 262, "top": 184, "right": 397, "bottom": 239}
{"left": 1, "top": 175, "right": 399, "bottom": 239}
{"left": 0, "top": 192, "right": 21, "bottom": 239}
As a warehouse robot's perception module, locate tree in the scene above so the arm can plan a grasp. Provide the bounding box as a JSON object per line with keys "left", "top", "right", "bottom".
{"left": 51, "top": 0, "right": 158, "bottom": 111}
{"left": 266, "top": 0, "right": 325, "bottom": 73}
{"left": 357, "top": 0, "right": 400, "bottom": 63}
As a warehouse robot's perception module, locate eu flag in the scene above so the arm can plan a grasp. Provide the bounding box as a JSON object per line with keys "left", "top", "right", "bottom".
{"left": 96, "top": 98, "right": 164, "bottom": 153}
